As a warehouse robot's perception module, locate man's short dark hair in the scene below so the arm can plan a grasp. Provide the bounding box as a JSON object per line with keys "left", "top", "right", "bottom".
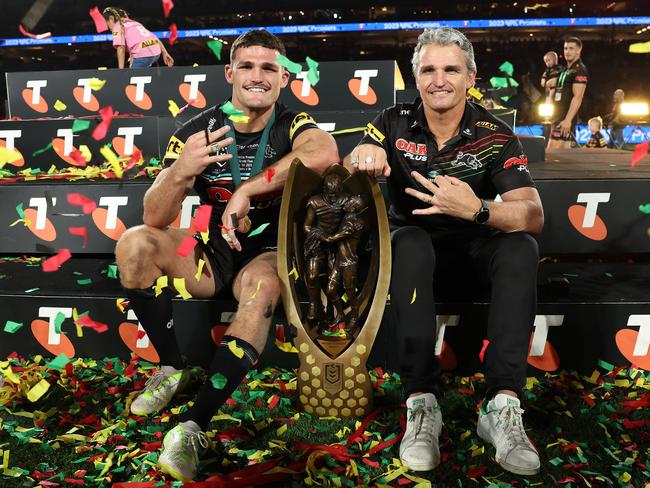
{"left": 230, "top": 29, "right": 286, "bottom": 64}
{"left": 564, "top": 36, "right": 582, "bottom": 48}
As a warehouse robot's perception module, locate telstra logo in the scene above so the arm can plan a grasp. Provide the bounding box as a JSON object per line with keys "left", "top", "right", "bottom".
{"left": 178, "top": 74, "right": 207, "bottom": 108}
{"left": 567, "top": 192, "right": 610, "bottom": 241}
{"left": 31, "top": 307, "right": 76, "bottom": 357}
{"left": 125, "top": 76, "right": 153, "bottom": 110}
{"left": 0, "top": 130, "right": 25, "bottom": 167}
{"left": 22, "top": 80, "right": 49, "bottom": 113}
{"left": 290, "top": 71, "right": 319, "bottom": 106}
{"left": 118, "top": 310, "right": 160, "bottom": 362}
{"left": 348, "top": 70, "right": 378, "bottom": 105}
{"left": 616, "top": 315, "right": 650, "bottom": 370}
{"left": 73, "top": 79, "right": 100, "bottom": 112}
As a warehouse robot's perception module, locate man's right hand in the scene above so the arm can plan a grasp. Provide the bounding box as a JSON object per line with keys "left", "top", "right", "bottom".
{"left": 173, "top": 125, "right": 234, "bottom": 180}
{"left": 349, "top": 144, "right": 390, "bottom": 177}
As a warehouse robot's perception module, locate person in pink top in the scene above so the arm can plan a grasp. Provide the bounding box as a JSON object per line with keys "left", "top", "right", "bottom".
{"left": 103, "top": 7, "right": 174, "bottom": 69}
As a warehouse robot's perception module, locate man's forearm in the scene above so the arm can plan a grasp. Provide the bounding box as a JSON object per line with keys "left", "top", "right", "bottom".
{"left": 238, "top": 131, "right": 337, "bottom": 198}
{"left": 143, "top": 167, "right": 194, "bottom": 228}
{"left": 563, "top": 95, "right": 584, "bottom": 123}
{"left": 484, "top": 199, "right": 544, "bottom": 235}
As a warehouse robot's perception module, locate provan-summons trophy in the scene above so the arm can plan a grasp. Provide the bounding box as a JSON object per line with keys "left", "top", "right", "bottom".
{"left": 278, "top": 160, "right": 391, "bottom": 417}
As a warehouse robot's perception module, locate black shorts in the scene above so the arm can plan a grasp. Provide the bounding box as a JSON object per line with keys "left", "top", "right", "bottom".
{"left": 549, "top": 119, "right": 576, "bottom": 141}
{"left": 194, "top": 231, "right": 277, "bottom": 296}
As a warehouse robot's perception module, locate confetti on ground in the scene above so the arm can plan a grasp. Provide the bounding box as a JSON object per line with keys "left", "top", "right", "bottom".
{"left": 0, "top": 357, "right": 647, "bottom": 485}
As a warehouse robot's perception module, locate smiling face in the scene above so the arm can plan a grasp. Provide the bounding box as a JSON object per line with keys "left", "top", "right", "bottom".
{"left": 225, "top": 45, "right": 289, "bottom": 112}
{"left": 415, "top": 43, "right": 475, "bottom": 114}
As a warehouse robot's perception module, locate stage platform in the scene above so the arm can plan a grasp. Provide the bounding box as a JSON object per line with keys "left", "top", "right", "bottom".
{"left": 532, "top": 148, "right": 650, "bottom": 179}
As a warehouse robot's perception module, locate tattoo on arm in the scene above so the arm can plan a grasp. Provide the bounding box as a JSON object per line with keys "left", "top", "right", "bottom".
{"left": 263, "top": 303, "right": 273, "bottom": 319}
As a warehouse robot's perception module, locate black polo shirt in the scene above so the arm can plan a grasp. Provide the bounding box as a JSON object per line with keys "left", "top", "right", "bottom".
{"left": 358, "top": 99, "right": 535, "bottom": 235}
{"left": 554, "top": 59, "right": 589, "bottom": 121}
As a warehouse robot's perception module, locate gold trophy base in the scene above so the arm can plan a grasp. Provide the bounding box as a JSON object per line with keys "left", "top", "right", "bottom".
{"left": 296, "top": 335, "right": 374, "bottom": 418}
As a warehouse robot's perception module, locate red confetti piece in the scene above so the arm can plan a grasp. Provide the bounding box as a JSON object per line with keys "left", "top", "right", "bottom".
{"left": 265, "top": 167, "right": 276, "bottom": 183}
{"left": 467, "top": 466, "right": 488, "bottom": 478}
{"left": 126, "top": 149, "right": 142, "bottom": 170}
{"left": 361, "top": 458, "right": 380, "bottom": 468}
{"left": 69, "top": 148, "right": 87, "bottom": 167}
{"left": 268, "top": 394, "right": 280, "bottom": 409}
{"left": 88, "top": 7, "right": 109, "bottom": 33}
{"left": 42, "top": 249, "right": 72, "bottom": 272}
{"left": 76, "top": 314, "right": 109, "bottom": 333}
{"left": 136, "top": 329, "right": 146, "bottom": 340}
{"left": 631, "top": 141, "right": 649, "bottom": 167}
{"left": 63, "top": 480, "right": 85, "bottom": 485}
{"left": 69, "top": 227, "right": 88, "bottom": 247}
{"left": 92, "top": 106, "right": 115, "bottom": 140}
{"left": 176, "top": 235, "right": 198, "bottom": 257}
{"left": 67, "top": 193, "right": 97, "bottom": 214}
{"left": 162, "top": 0, "right": 174, "bottom": 17}
{"left": 479, "top": 339, "right": 489, "bottom": 363}
{"left": 18, "top": 24, "right": 51, "bottom": 39}
{"left": 168, "top": 23, "right": 178, "bottom": 45}
{"left": 193, "top": 204, "right": 212, "bottom": 232}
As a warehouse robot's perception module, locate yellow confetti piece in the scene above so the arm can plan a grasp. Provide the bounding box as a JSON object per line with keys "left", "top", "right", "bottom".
{"left": 618, "top": 472, "right": 632, "bottom": 483}
{"left": 79, "top": 144, "right": 92, "bottom": 162}
{"left": 173, "top": 277, "right": 192, "bottom": 299}
{"left": 468, "top": 87, "right": 484, "bottom": 100}
{"left": 154, "top": 275, "right": 168, "bottom": 297}
{"left": 275, "top": 339, "right": 298, "bottom": 353}
{"left": 471, "top": 445, "right": 484, "bottom": 457}
{"left": 0, "top": 146, "right": 22, "bottom": 166}
{"left": 26, "top": 379, "right": 50, "bottom": 402}
{"left": 250, "top": 279, "right": 262, "bottom": 299}
{"left": 341, "top": 293, "right": 348, "bottom": 303}
{"left": 88, "top": 78, "right": 106, "bottom": 91}
{"left": 554, "top": 395, "right": 567, "bottom": 407}
{"left": 614, "top": 379, "right": 631, "bottom": 388}
{"left": 168, "top": 99, "right": 180, "bottom": 117}
{"left": 228, "top": 340, "right": 244, "bottom": 359}
{"left": 54, "top": 100, "right": 67, "bottom": 111}
{"left": 195, "top": 258, "right": 205, "bottom": 282}
{"left": 100, "top": 145, "right": 123, "bottom": 177}
{"left": 276, "top": 424, "right": 288, "bottom": 436}
{"left": 410, "top": 288, "right": 417, "bottom": 304}
{"left": 200, "top": 230, "right": 209, "bottom": 244}
{"left": 586, "top": 370, "right": 600, "bottom": 384}
{"left": 229, "top": 114, "right": 250, "bottom": 124}
{"left": 116, "top": 298, "right": 127, "bottom": 313}
{"left": 288, "top": 266, "right": 299, "bottom": 280}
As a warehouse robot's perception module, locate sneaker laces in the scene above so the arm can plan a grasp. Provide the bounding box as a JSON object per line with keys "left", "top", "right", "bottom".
{"left": 497, "top": 405, "right": 532, "bottom": 450}
{"left": 142, "top": 370, "right": 168, "bottom": 393}
{"left": 408, "top": 405, "right": 437, "bottom": 441}
{"left": 185, "top": 431, "right": 209, "bottom": 466}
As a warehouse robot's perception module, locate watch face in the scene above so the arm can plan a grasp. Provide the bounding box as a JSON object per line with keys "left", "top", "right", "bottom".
{"left": 476, "top": 210, "right": 490, "bottom": 224}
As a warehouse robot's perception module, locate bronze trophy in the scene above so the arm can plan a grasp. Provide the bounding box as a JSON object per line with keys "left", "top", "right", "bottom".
{"left": 278, "top": 161, "right": 391, "bottom": 417}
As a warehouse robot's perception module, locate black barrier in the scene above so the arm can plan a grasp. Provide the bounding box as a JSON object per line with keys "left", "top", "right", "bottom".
{"left": 6, "top": 62, "right": 400, "bottom": 119}
{"left": 0, "top": 117, "right": 173, "bottom": 172}
{"left": 1, "top": 179, "right": 649, "bottom": 255}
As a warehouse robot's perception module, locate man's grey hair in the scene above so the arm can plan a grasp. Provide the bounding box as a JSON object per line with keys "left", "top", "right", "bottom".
{"left": 411, "top": 27, "right": 477, "bottom": 76}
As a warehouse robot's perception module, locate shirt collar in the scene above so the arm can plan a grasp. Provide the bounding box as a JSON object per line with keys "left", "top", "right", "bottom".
{"left": 410, "top": 98, "right": 477, "bottom": 140}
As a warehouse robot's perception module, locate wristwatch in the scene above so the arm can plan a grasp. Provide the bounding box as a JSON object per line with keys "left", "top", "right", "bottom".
{"left": 474, "top": 199, "right": 490, "bottom": 224}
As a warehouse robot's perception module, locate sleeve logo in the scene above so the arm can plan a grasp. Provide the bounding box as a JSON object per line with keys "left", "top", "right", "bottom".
{"left": 163, "top": 135, "right": 185, "bottom": 162}
{"left": 364, "top": 123, "right": 385, "bottom": 144}
{"left": 289, "top": 112, "right": 317, "bottom": 141}
{"left": 503, "top": 154, "right": 529, "bottom": 169}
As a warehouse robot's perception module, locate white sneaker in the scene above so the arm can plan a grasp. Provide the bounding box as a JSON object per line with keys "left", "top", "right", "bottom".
{"left": 399, "top": 393, "right": 442, "bottom": 471}
{"left": 158, "top": 421, "right": 208, "bottom": 482}
{"left": 477, "top": 393, "right": 541, "bottom": 476}
{"left": 130, "top": 368, "right": 190, "bottom": 416}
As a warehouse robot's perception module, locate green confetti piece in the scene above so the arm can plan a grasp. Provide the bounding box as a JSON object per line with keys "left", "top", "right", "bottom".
{"left": 206, "top": 39, "right": 223, "bottom": 60}
{"left": 276, "top": 53, "right": 303, "bottom": 74}
{"left": 499, "top": 60, "right": 514, "bottom": 76}
{"left": 598, "top": 359, "right": 615, "bottom": 371}
{"left": 489, "top": 76, "right": 509, "bottom": 89}
{"left": 306, "top": 56, "right": 320, "bottom": 86}
{"left": 107, "top": 264, "right": 118, "bottom": 279}
{"left": 32, "top": 142, "right": 53, "bottom": 157}
{"left": 563, "top": 273, "right": 579, "bottom": 277}
{"left": 220, "top": 101, "right": 245, "bottom": 117}
{"left": 639, "top": 203, "right": 650, "bottom": 214}
{"left": 16, "top": 202, "right": 25, "bottom": 219}
{"left": 549, "top": 456, "right": 564, "bottom": 466}
{"left": 210, "top": 372, "right": 227, "bottom": 389}
{"left": 605, "top": 272, "right": 613, "bottom": 278}
{"left": 54, "top": 311, "right": 66, "bottom": 334}
{"left": 4, "top": 320, "right": 23, "bottom": 333}
{"left": 71, "top": 120, "right": 91, "bottom": 133}
{"left": 45, "top": 353, "right": 71, "bottom": 370}
{"left": 25, "top": 287, "right": 40, "bottom": 293}
{"left": 76, "top": 278, "right": 92, "bottom": 285}
{"left": 248, "top": 222, "right": 270, "bottom": 237}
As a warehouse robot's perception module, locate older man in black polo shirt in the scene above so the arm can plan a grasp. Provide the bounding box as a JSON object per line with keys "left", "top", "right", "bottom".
{"left": 347, "top": 27, "right": 544, "bottom": 476}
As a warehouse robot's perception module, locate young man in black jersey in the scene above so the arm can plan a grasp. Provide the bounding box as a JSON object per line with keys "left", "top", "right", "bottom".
{"left": 115, "top": 29, "right": 338, "bottom": 481}
{"left": 547, "top": 37, "right": 589, "bottom": 149}
{"left": 347, "top": 28, "right": 544, "bottom": 476}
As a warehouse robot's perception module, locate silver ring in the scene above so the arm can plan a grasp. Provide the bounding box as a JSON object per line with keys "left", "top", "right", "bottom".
{"left": 209, "top": 141, "right": 222, "bottom": 155}
{"left": 351, "top": 156, "right": 359, "bottom": 167}
{"left": 221, "top": 231, "right": 232, "bottom": 243}
{"left": 365, "top": 155, "right": 374, "bottom": 164}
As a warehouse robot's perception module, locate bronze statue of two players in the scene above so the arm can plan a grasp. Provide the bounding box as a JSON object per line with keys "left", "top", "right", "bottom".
{"left": 278, "top": 160, "right": 390, "bottom": 418}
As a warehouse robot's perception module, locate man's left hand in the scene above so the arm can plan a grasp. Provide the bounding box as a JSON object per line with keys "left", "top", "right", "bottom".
{"left": 558, "top": 119, "right": 573, "bottom": 138}
{"left": 221, "top": 189, "right": 251, "bottom": 252}
{"left": 406, "top": 172, "right": 481, "bottom": 221}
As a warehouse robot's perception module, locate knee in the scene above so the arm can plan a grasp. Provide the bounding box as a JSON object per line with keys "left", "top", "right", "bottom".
{"left": 493, "top": 232, "right": 539, "bottom": 273}
{"left": 392, "top": 226, "right": 435, "bottom": 269}
{"left": 239, "top": 267, "right": 281, "bottom": 304}
{"left": 115, "top": 226, "right": 163, "bottom": 281}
